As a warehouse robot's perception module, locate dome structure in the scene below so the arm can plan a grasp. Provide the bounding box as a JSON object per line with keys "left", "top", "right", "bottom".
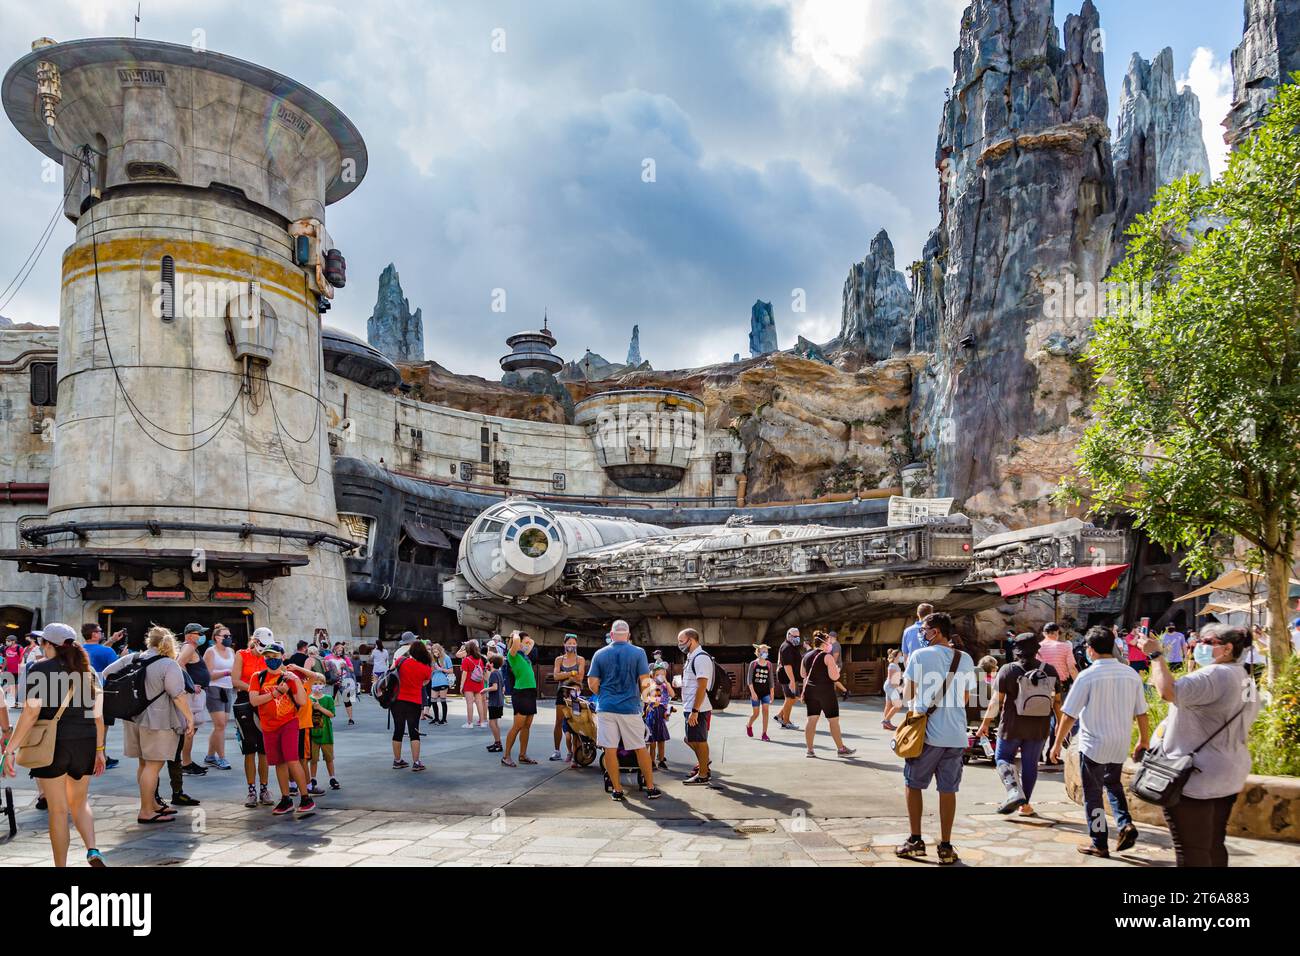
{"left": 499, "top": 314, "right": 563, "bottom": 375}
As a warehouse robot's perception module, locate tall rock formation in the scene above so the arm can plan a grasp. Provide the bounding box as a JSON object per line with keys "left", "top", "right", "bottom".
{"left": 749, "top": 300, "right": 778, "bottom": 356}
{"left": 908, "top": 229, "right": 945, "bottom": 355}
{"left": 839, "top": 229, "right": 913, "bottom": 360}
{"left": 367, "top": 264, "right": 425, "bottom": 363}
{"left": 1113, "top": 48, "right": 1211, "bottom": 257}
{"left": 913, "top": 0, "right": 1116, "bottom": 512}
{"left": 1224, "top": 0, "right": 1300, "bottom": 148}
{"left": 626, "top": 325, "right": 642, "bottom": 366}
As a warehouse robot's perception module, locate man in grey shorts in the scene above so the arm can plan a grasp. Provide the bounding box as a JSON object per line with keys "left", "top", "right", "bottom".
{"left": 587, "top": 620, "right": 660, "bottom": 801}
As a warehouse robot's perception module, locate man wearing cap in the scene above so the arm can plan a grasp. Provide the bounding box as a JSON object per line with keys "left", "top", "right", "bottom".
{"left": 232, "top": 627, "right": 273, "bottom": 808}
{"left": 976, "top": 632, "right": 1060, "bottom": 815}
{"left": 171, "top": 624, "right": 211, "bottom": 794}
{"left": 587, "top": 620, "right": 660, "bottom": 800}
{"left": 247, "top": 640, "right": 315, "bottom": 816}
{"left": 775, "top": 628, "right": 803, "bottom": 730}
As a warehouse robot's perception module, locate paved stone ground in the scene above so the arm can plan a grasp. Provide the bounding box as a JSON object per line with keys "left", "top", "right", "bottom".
{"left": 3, "top": 694, "right": 1297, "bottom": 867}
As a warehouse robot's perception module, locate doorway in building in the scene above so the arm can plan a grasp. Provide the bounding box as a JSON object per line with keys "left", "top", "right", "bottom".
{"left": 0, "top": 605, "right": 36, "bottom": 642}
{"left": 96, "top": 606, "right": 256, "bottom": 652}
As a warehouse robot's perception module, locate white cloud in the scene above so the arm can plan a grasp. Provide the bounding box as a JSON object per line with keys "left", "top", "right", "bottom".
{"left": 1181, "top": 46, "right": 1233, "bottom": 178}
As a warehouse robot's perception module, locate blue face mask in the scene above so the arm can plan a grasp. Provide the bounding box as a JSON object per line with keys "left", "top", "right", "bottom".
{"left": 266, "top": 658, "right": 283, "bottom": 670}
{"left": 1193, "top": 643, "right": 1217, "bottom": 666}
{"left": 759, "top": 652, "right": 769, "bottom": 660}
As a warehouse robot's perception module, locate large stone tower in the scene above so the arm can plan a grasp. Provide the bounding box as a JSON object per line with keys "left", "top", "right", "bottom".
{"left": 0, "top": 37, "right": 367, "bottom": 638}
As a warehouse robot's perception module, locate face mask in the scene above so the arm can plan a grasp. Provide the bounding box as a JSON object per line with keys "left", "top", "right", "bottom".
{"left": 760, "top": 652, "right": 769, "bottom": 660}
{"left": 565, "top": 645, "right": 577, "bottom": 654}
{"left": 790, "top": 637, "right": 800, "bottom": 646}
{"left": 605, "top": 636, "right": 613, "bottom": 645}
{"left": 1194, "top": 643, "right": 1218, "bottom": 666}
{"left": 655, "top": 674, "right": 666, "bottom": 683}
{"left": 221, "top": 636, "right": 233, "bottom": 648}
{"left": 677, "top": 639, "right": 690, "bottom": 652}
{"left": 266, "top": 658, "right": 283, "bottom": 670}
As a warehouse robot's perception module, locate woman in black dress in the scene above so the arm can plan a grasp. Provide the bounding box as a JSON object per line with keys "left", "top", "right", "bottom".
{"left": 1, "top": 622, "right": 106, "bottom": 866}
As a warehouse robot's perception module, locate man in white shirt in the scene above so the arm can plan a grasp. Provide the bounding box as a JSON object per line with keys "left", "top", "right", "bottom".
{"left": 1051, "top": 626, "right": 1150, "bottom": 858}
{"left": 678, "top": 628, "right": 714, "bottom": 786}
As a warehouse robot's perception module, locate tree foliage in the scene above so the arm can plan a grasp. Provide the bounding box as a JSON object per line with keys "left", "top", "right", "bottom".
{"left": 1071, "top": 78, "right": 1300, "bottom": 679}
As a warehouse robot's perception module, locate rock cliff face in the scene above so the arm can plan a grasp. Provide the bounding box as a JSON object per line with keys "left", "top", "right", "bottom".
{"left": 1113, "top": 48, "right": 1211, "bottom": 257}
{"left": 908, "top": 228, "right": 945, "bottom": 355}
{"left": 367, "top": 264, "right": 425, "bottom": 363}
{"left": 626, "top": 325, "right": 642, "bottom": 366}
{"left": 400, "top": 361, "right": 568, "bottom": 424}
{"left": 839, "top": 229, "right": 913, "bottom": 360}
{"left": 912, "top": 0, "right": 1116, "bottom": 521}
{"left": 1224, "top": 0, "right": 1300, "bottom": 148}
{"left": 748, "top": 300, "right": 778, "bottom": 356}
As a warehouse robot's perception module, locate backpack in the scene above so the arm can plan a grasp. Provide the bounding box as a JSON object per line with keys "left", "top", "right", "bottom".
{"left": 101, "top": 653, "right": 166, "bottom": 722}
{"left": 689, "top": 649, "right": 731, "bottom": 711}
{"left": 1013, "top": 665, "right": 1057, "bottom": 718}
{"left": 373, "top": 659, "right": 403, "bottom": 710}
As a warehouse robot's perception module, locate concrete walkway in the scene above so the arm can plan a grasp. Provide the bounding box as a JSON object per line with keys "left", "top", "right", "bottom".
{"left": 3, "top": 695, "right": 1297, "bottom": 867}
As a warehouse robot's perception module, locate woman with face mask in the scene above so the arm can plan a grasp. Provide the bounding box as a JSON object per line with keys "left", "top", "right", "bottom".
{"left": 745, "top": 644, "right": 773, "bottom": 741}
{"left": 550, "top": 634, "right": 586, "bottom": 761}
{"left": 203, "top": 625, "right": 236, "bottom": 769}
{"left": 1137, "top": 623, "right": 1260, "bottom": 867}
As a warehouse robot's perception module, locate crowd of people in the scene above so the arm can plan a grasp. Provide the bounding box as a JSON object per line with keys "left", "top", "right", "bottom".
{"left": 0, "top": 604, "right": 1275, "bottom": 869}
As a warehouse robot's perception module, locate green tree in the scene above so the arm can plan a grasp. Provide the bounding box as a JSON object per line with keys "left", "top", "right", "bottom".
{"left": 1071, "top": 78, "right": 1300, "bottom": 682}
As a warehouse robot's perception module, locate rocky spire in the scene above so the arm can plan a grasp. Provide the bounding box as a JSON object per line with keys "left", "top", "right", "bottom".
{"left": 366, "top": 264, "right": 424, "bottom": 363}
{"left": 626, "top": 324, "right": 642, "bottom": 366}
{"left": 1113, "top": 48, "right": 1211, "bottom": 258}
{"left": 749, "top": 300, "right": 777, "bottom": 356}
{"left": 839, "top": 228, "right": 913, "bottom": 360}
{"left": 913, "top": 0, "right": 1116, "bottom": 503}
{"left": 1224, "top": 0, "right": 1300, "bottom": 149}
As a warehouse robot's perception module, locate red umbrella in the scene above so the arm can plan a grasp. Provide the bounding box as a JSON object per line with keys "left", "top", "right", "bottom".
{"left": 994, "top": 563, "right": 1130, "bottom": 623}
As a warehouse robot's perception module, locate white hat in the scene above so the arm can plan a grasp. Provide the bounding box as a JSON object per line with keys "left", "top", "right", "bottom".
{"left": 251, "top": 627, "right": 274, "bottom": 644}
{"left": 39, "top": 622, "right": 80, "bottom": 645}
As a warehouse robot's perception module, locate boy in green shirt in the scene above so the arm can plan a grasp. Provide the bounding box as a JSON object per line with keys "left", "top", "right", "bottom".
{"left": 308, "top": 683, "right": 340, "bottom": 793}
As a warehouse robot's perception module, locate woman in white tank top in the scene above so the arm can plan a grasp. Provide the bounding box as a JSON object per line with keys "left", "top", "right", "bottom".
{"left": 203, "top": 626, "right": 237, "bottom": 769}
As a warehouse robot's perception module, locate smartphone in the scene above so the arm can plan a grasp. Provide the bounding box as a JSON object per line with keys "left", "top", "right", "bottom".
{"left": 1139, "top": 616, "right": 1150, "bottom": 639}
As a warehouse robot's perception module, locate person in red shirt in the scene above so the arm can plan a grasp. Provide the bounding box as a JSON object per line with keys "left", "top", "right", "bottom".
{"left": 391, "top": 640, "right": 432, "bottom": 771}
{"left": 247, "top": 642, "right": 314, "bottom": 816}
{"left": 459, "top": 640, "right": 488, "bottom": 728}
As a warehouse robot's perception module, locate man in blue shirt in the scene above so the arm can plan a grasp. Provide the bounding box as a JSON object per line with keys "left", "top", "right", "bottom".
{"left": 896, "top": 611, "right": 975, "bottom": 865}
{"left": 587, "top": 619, "right": 660, "bottom": 801}
{"left": 80, "top": 623, "right": 123, "bottom": 769}
{"left": 899, "top": 602, "right": 934, "bottom": 662}
{"left": 1160, "top": 624, "right": 1187, "bottom": 669}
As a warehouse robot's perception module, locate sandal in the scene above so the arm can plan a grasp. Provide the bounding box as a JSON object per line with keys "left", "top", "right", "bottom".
{"left": 136, "top": 812, "right": 176, "bottom": 824}
{"left": 500, "top": 757, "right": 517, "bottom": 767}
{"left": 518, "top": 756, "right": 538, "bottom": 765}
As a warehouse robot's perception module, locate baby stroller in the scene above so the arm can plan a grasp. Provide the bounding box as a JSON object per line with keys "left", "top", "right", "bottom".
{"left": 603, "top": 745, "right": 646, "bottom": 794}
{"left": 557, "top": 688, "right": 599, "bottom": 768}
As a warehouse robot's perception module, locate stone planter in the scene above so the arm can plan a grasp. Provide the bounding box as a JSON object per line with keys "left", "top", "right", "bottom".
{"left": 1062, "top": 741, "right": 1300, "bottom": 844}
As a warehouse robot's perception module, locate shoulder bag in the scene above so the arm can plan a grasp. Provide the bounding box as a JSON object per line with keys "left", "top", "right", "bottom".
{"left": 892, "top": 648, "right": 961, "bottom": 760}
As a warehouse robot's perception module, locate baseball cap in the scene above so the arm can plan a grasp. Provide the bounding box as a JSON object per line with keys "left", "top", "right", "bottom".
{"left": 399, "top": 631, "right": 418, "bottom": 645}
{"left": 38, "top": 622, "right": 80, "bottom": 645}
{"left": 182, "top": 623, "right": 208, "bottom": 636}
{"left": 251, "top": 627, "right": 274, "bottom": 645}
{"left": 262, "top": 641, "right": 286, "bottom": 656}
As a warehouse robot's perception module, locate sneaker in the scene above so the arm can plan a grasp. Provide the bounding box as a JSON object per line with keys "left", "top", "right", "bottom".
{"left": 805, "top": 750, "right": 817, "bottom": 758}
{"left": 181, "top": 762, "right": 208, "bottom": 775}
{"left": 609, "top": 789, "right": 626, "bottom": 801}
{"left": 245, "top": 785, "right": 258, "bottom": 809}
{"left": 392, "top": 759, "right": 409, "bottom": 769}
{"left": 329, "top": 778, "right": 341, "bottom": 791}
{"left": 837, "top": 746, "right": 856, "bottom": 758}
{"left": 259, "top": 785, "right": 274, "bottom": 806}
{"left": 212, "top": 756, "right": 231, "bottom": 770}
{"left": 296, "top": 798, "right": 316, "bottom": 817}
{"left": 937, "top": 842, "right": 960, "bottom": 865}
{"left": 683, "top": 774, "right": 712, "bottom": 786}
{"left": 170, "top": 792, "right": 200, "bottom": 807}
{"left": 348, "top": 718, "right": 355, "bottom": 725}
{"left": 549, "top": 750, "right": 563, "bottom": 761}
{"left": 272, "top": 797, "right": 295, "bottom": 816}
{"left": 746, "top": 725, "right": 754, "bottom": 738}
{"left": 761, "top": 734, "right": 771, "bottom": 742}
{"left": 1115, "top": 825, "right": 1139, "bottom": 852}
{"left": 307, "top": 780, "right": 325, "bottom": 795}
{"left": 204, "top": 754, "right": 219, "bottom": 766}
{"left": 644, "top": 787, "right": 663, "bottom": 800}
{"left": 412, "top": 761, "right": 426, "bottom": 772}
{"left": 895, "top": 836, "right": 926, "bottom": 859}
{"left": 881, "top": 721, "right": 897, "bottom": 731}
{"left": 462, "top": 723, "right": 475, "bottom": 728}
{"left": 86, "top": 848, "right": 106, "bottom": 867}
{"left": 104, "top": 756, "right": 119, "bottom": 770}
{"left": 656, "top": 759, "right": 667, "bottom": 770}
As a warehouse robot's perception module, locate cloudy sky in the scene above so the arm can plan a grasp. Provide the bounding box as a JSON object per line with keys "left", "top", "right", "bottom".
{"left": 0, "top": 0, "right": 1245, "bottom": 376}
